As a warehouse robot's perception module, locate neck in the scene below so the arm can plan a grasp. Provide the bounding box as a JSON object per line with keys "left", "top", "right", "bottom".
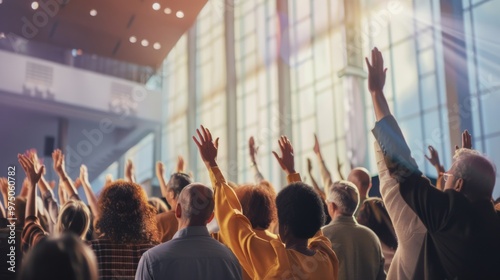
{"left": 359, "top": 192, "right": 368, "bottom": 202}
{"left": 286, "top": 237, "right": 314, "bottom": 256}
{"left": 177, "top": 219, "right": 206, "bottom": 231}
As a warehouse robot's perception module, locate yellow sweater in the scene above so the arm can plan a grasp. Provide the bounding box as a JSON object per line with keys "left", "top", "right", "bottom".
{"left": 209, "top": 166, "right": 339, "bottom": 280}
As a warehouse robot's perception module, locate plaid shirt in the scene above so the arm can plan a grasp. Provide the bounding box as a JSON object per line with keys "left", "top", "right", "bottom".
{"left": 89, "top": 239, "right": 158, "bottom": 280}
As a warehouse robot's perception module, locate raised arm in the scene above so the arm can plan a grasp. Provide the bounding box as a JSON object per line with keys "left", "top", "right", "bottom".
{"left": 155, "top": 161, "right": 168, "bottom": 198}
{"left": 367, "top": 48, "right": 452, "bottom": 232}
{"left": 124, "top": 159, "right": 136, "bottom": 183}
{"left": 18, "top": 154, "right": 44, "bottom": 220}
{"left": 313, "top": 134, "right": 333, "bottom": 191}
{"left": 249, "top": 136, "right": 265, "bottom": 182}
{"left": 307, "top": 158, "right": 326, "bottom": 201}
{"left": 52, "top": 149, "right": 80, "bottom": 201}
{"left": 0, "top": 178, "right": 8, "bottom": 210}
{"left": 79, "top": 164, "right": 99, "bottom": 218}
{"left": 425, "top": 146, "right": 445, "bottom": 191}
{"left": 193, "top": 125, "right": 275, "bottom": 279}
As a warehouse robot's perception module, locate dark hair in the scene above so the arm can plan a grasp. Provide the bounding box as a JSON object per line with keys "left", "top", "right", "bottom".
{"left": 276, "top": 182, "right": 325, "bottom": 239}
{"left": 168, "top": 173, "right": 193, "bottom": 199}
{"left": 235, "top": 184, "right": 277, "bottom": 229}
{"left": 19, "top": 233, "right": 98, "bottom": 280}
{"left": 95, "top": 180, "right": 158, "bottom": 244}
{"left": 357, "top": 198, "right": 398, "bottom": 250}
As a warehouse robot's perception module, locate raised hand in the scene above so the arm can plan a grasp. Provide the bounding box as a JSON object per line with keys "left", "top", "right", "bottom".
{"left": 307, "top": 158, "right": 313, "bottom": 174}
{"left": 365, "top": 47, "right": 387, "bottom": 94}
{"left": 313, "top": 134, "right": 321, "bottom": 155}
{"left": 192, "top": 125, "right": 219, "bottom": 167}
{"left": 272, "top": 136, "right": 296, "bottom": 175}
{"left": 18, "top": 154, "right": 45, "bottom": 185}
{"left": 455, "top": 130, "right": 472, "bottom": 150}
{"left": 125, "top": 159, "right": 136, "bottom": 183}
{"left": 366, "top": 47, "right": 391, "bottom": 121}
{"left": 425, "top": 146, "right": 442, "bottom": 167}
{"left": 176, "top": 156, "right": 185, "bottom": 173}
{"left": 156, "top": 161, "right": 165, "bottom": 178}
{"left": 79, "top": 165, "right": 90, "bottom": 185}
{"left": 249, "top": 136, "right": 259, "bottom": 164}
{"left": 105, "top": 174, "right": 114, "bottom": 186}
{"left": 52, "top": 149, "right": 66, "bottom": 176}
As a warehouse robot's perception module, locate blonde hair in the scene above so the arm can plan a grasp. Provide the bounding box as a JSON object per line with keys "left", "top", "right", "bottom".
{"left": 56, "top": 200, "right": 91, "bottom": 239}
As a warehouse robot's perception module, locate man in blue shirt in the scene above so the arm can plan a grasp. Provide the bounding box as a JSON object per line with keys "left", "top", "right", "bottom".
{"left": 136, "top": 183, "right": 242, "bottom": 280}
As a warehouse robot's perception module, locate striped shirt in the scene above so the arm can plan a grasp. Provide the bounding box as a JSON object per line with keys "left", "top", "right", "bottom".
{"left": 89, "top": 239, "right": 158, "bottom": 280}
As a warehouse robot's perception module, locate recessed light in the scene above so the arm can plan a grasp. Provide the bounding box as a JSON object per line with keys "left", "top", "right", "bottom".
{"left": 0, "top": 33, "right": 5, "bottom": 39}
{"left": 90, "top": 9, "right": 97, "bottom": 16}
{"left": 152, "top": 3, "right": 161, "bottom": 11}
{"left": 31, "top": 1, "right": 39, "bottom": 10}
{"left": 163, "top": 8, "right": 171, "bottom": 14}
{"left": 129, "top": 36, "right": 137, "bottom": 43}
{"left": 141, "top": 39, "right": 149, "bottom": 47}
{"left": 153, "top": 43, "right": 161, "bottom": 50}
{"left": 176, "top": 11, "right": 184, "bottom": 18}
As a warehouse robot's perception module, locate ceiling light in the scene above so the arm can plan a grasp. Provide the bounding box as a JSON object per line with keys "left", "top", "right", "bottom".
{"left": 153, "top": 43, "right": 161, "bottom": 50}
{"left": 176, "top": 11, "right": 184, "bottom": 18}
{"left": 152, "top": 3, "right": 161, "bottom": 11}
{"left": 31, "top": 1, "right": 39, "bottom": 10}
{"left": 90, "top": 9, "right": 97, "bottom": 16}
{"left": 129, "top": 36, "right": 137, "bottom": 43}
{"left": 0, "top": 0, "right": 3, "bottom": 4}
{"left": 0, "top": 33, "right": 5, "bottom": 39}
{"left": 141, "top": 39, "right": 149, "bottom": 47}
{"left": 163, "top": 8, "right": 171, "bottom": 14}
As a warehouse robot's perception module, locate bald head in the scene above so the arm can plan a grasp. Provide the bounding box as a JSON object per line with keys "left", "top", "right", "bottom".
{"left": 348, "top": 168, "right": 371, "bottom": 195}
{"left": 176, "top": 183, "right": 215, "bottom": 226}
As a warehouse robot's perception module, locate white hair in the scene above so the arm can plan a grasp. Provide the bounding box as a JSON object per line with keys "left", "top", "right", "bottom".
{"left": 328, "top": 181, "right": 360, "bottom": 216}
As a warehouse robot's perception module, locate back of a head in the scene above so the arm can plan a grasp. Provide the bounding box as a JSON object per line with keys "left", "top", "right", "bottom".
{"left": 347, "top": 168, "right": 371, "bottom": 194}
{"left": 328, "top": 181, "right": 360, "bottom": 216}
{"left": 19, "top": 233, "right": 98, "bottom": 280}
{"left": 96, "top": 180, "right": 158, "bottom": 243}
{"left": 234, "top": 184, "right": 277, "bottom": 230}
{"left": 178, "top": 183, "right": 214, "bottom": 225}
{"left": 276, "top": 182, "right": 325, "bottom": 239}
{"left": 57, "top": 200, "right": 91, "bottom": 239}
{"left": 168, "top": 173, "right": 193, "bottom": 198}
{"left": 453, "top": 149, "right": 496, "bottom": 200}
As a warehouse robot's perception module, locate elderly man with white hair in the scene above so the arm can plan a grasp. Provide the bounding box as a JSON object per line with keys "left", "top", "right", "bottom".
{"left": 322, "top": 181, "right": 386, "bottom": 280}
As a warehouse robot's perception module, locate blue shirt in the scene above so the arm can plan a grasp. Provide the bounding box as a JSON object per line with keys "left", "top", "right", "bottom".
{"left": 135, "top": 226, "right": 242, "bottom": 280}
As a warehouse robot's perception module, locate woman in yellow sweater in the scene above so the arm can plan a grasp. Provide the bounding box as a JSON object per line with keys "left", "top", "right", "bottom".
{"left": 193, "top": 126, "right": 339, "bottom": 280}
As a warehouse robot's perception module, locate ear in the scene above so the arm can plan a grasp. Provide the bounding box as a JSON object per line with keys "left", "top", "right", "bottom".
{"left": 454, "top": 178, "right": 464, "bottom": 192}
{"left": 206, "top": 212, "right": 215, "bottom": 223}
{"left": 175, "top": 203, "right": 182, "bottom": 219}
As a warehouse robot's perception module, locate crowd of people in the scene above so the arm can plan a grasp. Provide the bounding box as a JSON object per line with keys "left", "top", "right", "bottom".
{"left": 1, "top": 48, "right": 500, "bottom": 280}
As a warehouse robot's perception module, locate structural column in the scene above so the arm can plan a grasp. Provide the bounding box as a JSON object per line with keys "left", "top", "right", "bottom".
{"left": 276, "top": 0, "right": 292, "bottom": 188}
{"left": 187, "top": 25, "right": 199, "bottom": 177}
{"left": 338, "top": 0, "right": 368, "bottom": 168}
{"left": 439, "top": 0, "right": 472, "bottom": 151}
{"left": 225, "top": 0, "right": 238, "bottom": 182}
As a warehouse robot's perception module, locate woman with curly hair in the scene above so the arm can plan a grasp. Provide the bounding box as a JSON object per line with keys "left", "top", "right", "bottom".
{"left": 91, "top": 180, "right": 159, "bottom": 280}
